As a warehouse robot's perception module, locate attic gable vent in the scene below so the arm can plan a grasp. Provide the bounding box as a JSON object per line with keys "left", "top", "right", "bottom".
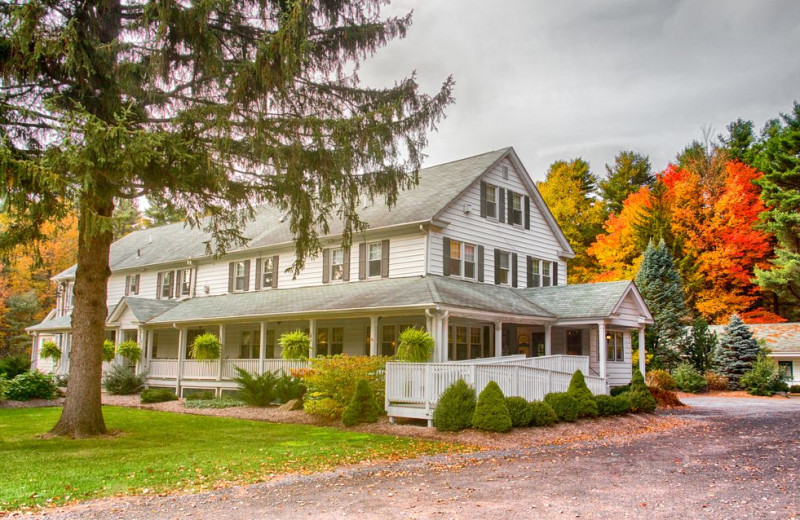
{"left": 502, "top": 165, "right": 509, "bottom": 179}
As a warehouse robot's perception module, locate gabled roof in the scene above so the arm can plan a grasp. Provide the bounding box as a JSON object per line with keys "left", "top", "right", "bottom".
{"left": 108, "top": 297, "right": 181, "bottom": 324}
{"left": 521, "top": 280, "right": 652, "bottom": 321}
{"left": 27, "top": 305, "right": 115, "bottom": 333}
{"left": 708, "top": 323, "right": 800, "bottom": 355}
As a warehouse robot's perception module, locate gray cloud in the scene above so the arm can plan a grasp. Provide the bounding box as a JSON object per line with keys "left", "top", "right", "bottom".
{"left": 360, "top": 0, "right": 800, "bottom": 180}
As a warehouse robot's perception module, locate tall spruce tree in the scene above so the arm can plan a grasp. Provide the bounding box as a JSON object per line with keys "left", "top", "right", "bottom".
{"left": 634, "top": 240, "right": 687, "bottom": 369}
{"left": 599, "top": 151, "right": 654, "bottom": 215}
{"left": 686, "top": 318, "right": 718, "bottom": 373}
{"left": 754, "top": 102, "right": 800, "bottom": 320}
{"left": 0, "top": 0, "right": 452, "bottom": 437}
{"left": 715, "top": 314, "right": 761, "bottom": 389}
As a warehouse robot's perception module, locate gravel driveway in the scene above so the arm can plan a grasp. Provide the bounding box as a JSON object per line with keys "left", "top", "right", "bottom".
{"left": 28, "top": 397, "right": 800, "bottom": 520}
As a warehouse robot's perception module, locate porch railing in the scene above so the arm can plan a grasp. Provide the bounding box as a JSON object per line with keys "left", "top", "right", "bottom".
{"left": 146, "top": 358, "right": 309, "bottom": 380}
{"left": 505, "top": 355, "right": 590, "bottom": 375}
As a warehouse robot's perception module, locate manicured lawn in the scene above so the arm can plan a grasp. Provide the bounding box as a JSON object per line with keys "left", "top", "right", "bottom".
{"left": 0, "top": 406, "right": 458, "bottom": 511}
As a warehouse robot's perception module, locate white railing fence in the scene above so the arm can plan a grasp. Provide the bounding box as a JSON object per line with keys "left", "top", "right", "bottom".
{"left": 507, "top": 355, "right": 590, "bottom": 375}
{"left": 386, "top": 355, "right": 607, "bottom": 415}
{"left": 149, "top": 359, "right": 179, "bottom": 378}
{"left": 145, "top": 358, "right": 309, "bottom": 380}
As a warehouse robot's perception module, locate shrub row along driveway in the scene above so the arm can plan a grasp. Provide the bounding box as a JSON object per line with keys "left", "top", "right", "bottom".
{"left": 38, "top": 397, "right": 800, "bottom": 519}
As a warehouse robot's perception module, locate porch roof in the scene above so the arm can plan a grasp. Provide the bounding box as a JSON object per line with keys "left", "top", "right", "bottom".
{"left": 27, "top": 305, "right": 115, "bottom": 333}
{"left": 146, "top": 275, "right": 555, "bottom": 325}
{"left": 521, "top": 280, "right": 642, "bottom": 320}
{"left": 109, "top": 297, "right": 181, "bottom": 324}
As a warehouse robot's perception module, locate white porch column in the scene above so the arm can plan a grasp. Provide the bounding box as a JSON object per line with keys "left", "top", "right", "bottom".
{"left": 369, "top": 316, "right": 379, "bottom": 356}
{"left": 638, "top": 327, "right": 646, "bottom": 377}
{"left": 217, "top": 324, "right": 226, "bottom": 380}
{"left": 259, "top": 322, "right": 267, "bottom": 374}
{"left": 544, "top": 324, "right": 552, "bottom": 356}
{"left": 494, "top": 321, "right": 502, "bottom": 358}
{"left": 441, "top": 312, "right": 449, "bottom": 362}
{"left": 31, "top": 333, "right": 40, "bottom": 368}
{"left": 146, "top": 330, "right": 154, "bottom": 364}
{"left": 598, "top": 321, "right": 607, "bottom": 379}
{"left": 136, "top": 327, "right": 145, "bottom": 373}
{"left": 309, "top": 319, "right": 318, "bottom": 358}
{"left": 115, "top": 327, "right": 123, "bottom": 365}
{"left": 177, "top": 326, "right": 187, "bottom": 396}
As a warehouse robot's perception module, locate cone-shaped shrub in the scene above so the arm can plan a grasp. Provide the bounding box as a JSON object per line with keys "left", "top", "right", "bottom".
{"left": 505, "top": 396, "right": 533, "bottom": 427}
{"left": 472, "top": 381, "right": 512, "bottom": 432}
{"left": 629, "top": 369, "right": 657, "bottom": 413}
{"left": 594, "top": 395, "right": 618, "bottom": 416}
{"left": 715, "top": 314, "right": 761, "bottom": 389}
{"left": 342, "top": 379, "right": 380, "bottom": 427}
{"left": 567, "top": 370, "right": 598, "bottom": 418}
{"left": 613, "top": 394, "right": 633, "bottom": 414}
{"left": 544, "top": 392, "right": 579, "bottom": 422}
{"left": 432, "top": 379, "right": 476, "bottom": 432}
{"left": 528, "top": 400, "right": 559, "bottom": 426}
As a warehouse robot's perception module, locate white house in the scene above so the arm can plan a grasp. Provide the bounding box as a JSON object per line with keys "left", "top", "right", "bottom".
{"left": 29, "top": 147, "right": 653, "bottom": 399}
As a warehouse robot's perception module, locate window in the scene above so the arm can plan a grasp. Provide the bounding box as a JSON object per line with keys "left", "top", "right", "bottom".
{"left": 497, "top": 252, "right": 510, "bottom": 285}
{"left": 530, "top": 259, "right": 540, "bottom": 287}
{"left": 485, "top": 184, "right": 497, "bottom": 218}
{"left": 567, "top": 330, "right": 582, "bottom": 356}
{"left": 315, "top": 328, "right": 343, "bottom": 355}
{"left": 455, "top": 326, "right": 468, "bottom": 360}
{"left": 542, "top": 261, "right": 551, "bottom": 287}
{"left": 381, "top": 325, "right": 396, "bottom": 356}
{"left": 449, "top": 240, "right": 462, "bottom": 276}
{"left": 185, "top": 329, "right": 207, "bottom": 359}
{"left": 464, "top": 244, "right": 476, "bottom": 279}
{"left": 606, "top": 331, "right": 624, "bottom": 362}
{"left": 261, "top": 257, "right": 274, "bottom": 288}
{"left": 331, "top": 248, "right": 345, "bottom": 281}
{"left": 239, "top": 330, "right": 260, "bottom": 359}
{"left": 449, "top": 325, "right": 486, "bottom": 361}
{"left": 448, "top": 240, "right": 477, "bottom": 280}
{"left": 234, "top": 261, "right": 247, "bottom": 291}
{"left": 127, "top": 274, "right": 140, "bottom": 296}
{"left": 265, "top": 329, "right": 275, "bottom": 358}
{"left": 180, "top": 269, "right": 192, "bottom": 296}
{"left": 159, "top": 271, "right": 174, "bottom": 299}
{"left": 778, "top": 361, "right": 794, "bottom": 381}
{"left": 511, "top": 192, "right": 523, "bottom": 225}
{"left": 368, "top": 242, "right": 382, "bottom": 277}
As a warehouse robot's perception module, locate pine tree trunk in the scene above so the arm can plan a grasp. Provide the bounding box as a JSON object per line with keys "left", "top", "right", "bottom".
{"left": 50, "top": 200, "right": 114, "bottom": 437}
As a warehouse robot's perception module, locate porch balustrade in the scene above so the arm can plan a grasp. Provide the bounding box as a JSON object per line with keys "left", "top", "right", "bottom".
{"left": 146, "top": 358, "right": 309, "bottom": 380}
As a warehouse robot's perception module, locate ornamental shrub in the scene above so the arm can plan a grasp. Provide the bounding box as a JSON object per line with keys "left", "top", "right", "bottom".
{"left": 714, "top": 314, "right": 760, "bottom": 389}
{"left": 646, "top": 369, "right": 676, "bottom": 391}
{"left": 140, "top": 388, "right": 178, "bottom": 404}
{"left": 116, "top": 340, "right": 142, "bottom": 364}
{"left": 102, "top": 340, "right": 116, "bottom": 363}
{"left": 41, "top": 341, "right": 63, "bottom": 363}
{"left": 790, "top": 385, "right": 800, "bottom": 394}
{"left": 628, "top": 369, "right": 657, "bottom": 413}
{"left": 233, "top": 367, "right": 277, "bottom": 406}
{"left": 184, "top": 390, "right": 216, "bottom": 400}
{"left": 274, "top": 373, "right": 306, "bottom": 404}
{"left": 4, "top": 371, "right": 58, "bottom": 401}
{"left": 0, "top": 375, "right": 8, "bottom": 400}
{"left": 528, "top": 400, "right": 558, "bottom": 426}
{"left": 280, "top": 330, "right": 311, "bottom": 360}
{"left": 472, "top": 381, "right": 512, "bottom": 433}
{"left": 301, "top": 355, "right": 388, "bottom": 419}
{"left": 567, "top": 370, "right": 598, "bottom": 418}
{"left": 103, "top": 365, "right": 147, "bottom": 395}
{"left": 0, "top": 355, "right": 31, "bottom": 379}
{"left": 740, "top": 354, "right": 788, "bottom": 396}
{"left": 594, "top": 395, "right": 618, "bottom": 417}
{"left": 544, "top": 392, "right": 579, "bottom": 422}
{"left": 613, "top": 394, "right": 633, "bottom": 414}
{"left": 673, "top": 363, "right": 706, "bottom": 393}
{"left": 505, "top": 396, "right": 533, "bottom": 427}
{"left": 432, "top": 379, "right": 476, "bottom": 432}
{"left": 342, "top": 379, "right": 380, "bottom": 427}
{"left": 648, "top": 387, "right": 685, "bottom": 407}
{"left": 190, "top": 333, "right": 222, "bottom": 360}
{"left": 704, "top": 371, "right": 730, "bottom": 392}
{"left": 610, "top": 384, "right": 630, "bottom": 397}
{"left": 396, "top": 327, "right": 434, "bottom": 362}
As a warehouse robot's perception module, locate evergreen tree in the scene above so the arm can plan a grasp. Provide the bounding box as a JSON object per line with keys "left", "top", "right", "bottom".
{"left": 0, "top": 291, "right": 41, "bottom": 357}
{"left": 599, "top": 151, "right": 654, "bottom": 215}
{"left": 632, "top": 178, "right": 674, "bottom": 251}
{"left": 754, "top": 102, "right": 800, "bottom": 320}
{"left": 112, "top": 199, "right": 143, "bottom": 240}
{"left": 719, "top": 119, "right": 760, "bottom": 166}
{"left": 714, "top": 314, "right": 761, "bottom": 389}
{"left": 635, "top": 240, "right": 687, "bottom": 369}
{"left": 0, "top": 0, "right": 452, "bottom": 437}
{"left": 685, "top": 318, "right": 718, "bottom": 373}
{"left": 144, "top": 197, "right": 188, "bottom": 227}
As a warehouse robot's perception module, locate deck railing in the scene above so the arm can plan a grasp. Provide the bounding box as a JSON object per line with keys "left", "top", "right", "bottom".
{"left": 385, "top": 355, "right": 607, "bottom": 415}
{"left": 505, "top": 355, "right": 590, "bottom": 374}
{"left": 146, "top": 358, "right": 309, "bottom": 380}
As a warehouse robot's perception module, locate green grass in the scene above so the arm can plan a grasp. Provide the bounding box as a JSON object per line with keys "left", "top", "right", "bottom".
{"left": 0, "top": 406, "right": 460, "bottom": 511}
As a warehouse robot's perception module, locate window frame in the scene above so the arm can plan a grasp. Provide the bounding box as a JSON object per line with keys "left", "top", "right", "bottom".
{"left": 160, "top": 271, "right": 174, "bottom": 299}
{"left": 448, "top": 240, "right": 477, "bottom": 280}
{"left": 330, "top": 247, "right": 345, "bottom": 281}
{"left": 485, "top": 184, "right": 498, "bottom": 219}
{"left": 239, "top": 329, "right": 261, "bottom": 359}
{"left": 128, "top": 274, "right": 140, "bottom": 296}
{"left": 605, "top": 330, "right": 625, "bottom": 362}
{"left": 511, "top": 192, "right": 523, "bottom": 226}
{"left": 234, "top": 261, "right": 247, "bottom": 292}
{"left": 368, "top": 242, "right": 382, "bottom": 278}
{"left": 542, "top": 261, "right": 552, "bottom": 287}
{"left": 261, "top": 257, "right": 274, "bottom": 289}
{"left": 180, "top": 268, "right": 192, "bottom": 296}
{"left": 778, "top": 361, "right": 793, "bottom": 381}
{"left": 497, "top": 251, "right": 510, "bottom": 285}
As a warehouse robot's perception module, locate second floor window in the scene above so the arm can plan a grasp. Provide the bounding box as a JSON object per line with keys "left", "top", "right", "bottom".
{"left": 485, "top": 184, "right": 497, "bottom": 218}
{"left": 126, "top": 274, "right": 140, "bottom": 296}
{"left": 159, "top": 271, "right": 174, "bottom": 299}
{"left": 234, "top": 261, "right": 247, "bottom": 291}
{"left": 511, "top": 192, "right": 523, "bottom": 226}
{"left": 331, "top": 248, "right": 345, "bottom": 281}
{"left": 542, "top": 261, "right": 552, "bottom": 287}
{"left": 262, "top": 257, "right": 274, "bottom": 288}
{"left": 368, "top": 242, "right": 382, "bottom": 277}
{"left": 497, "top": 251, "right": 510, "bottom": 285}
{"left": 448, "top": 240, "right": 477, "bottom": 279}
{"left": 180, "top": 269, "right": 192, "bottom": 296}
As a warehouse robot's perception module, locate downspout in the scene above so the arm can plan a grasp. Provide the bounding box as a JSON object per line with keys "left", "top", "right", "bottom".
{"left": 421, "top": 223, "right": 429, "bottom": 276}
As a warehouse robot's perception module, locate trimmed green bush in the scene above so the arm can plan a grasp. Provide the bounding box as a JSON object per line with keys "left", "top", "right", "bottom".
{"left": 233, "top": 367, "right": 277, "bottom": 406}
{"left": 41, "top": 341, "right": 63, "bottom": 364}
{"left": 396, "top": 327, "right": 435, "bottom": 362}
{"left": 103, "top": 365, "right": 147, "bottom": 395}
{"left": 184, "top": 390, "right": 216, "bottom": 401}
{"left": 190, "top": 333, "right": 222, "bottom": 360}
{"left": 505, "top": 396, "right": 534, "bottom": 427}
{"left": 0, "top": 355, "right": 31, "bottom": 379}
{"left": 4, "top": 371, "right": 59, "bottom": 401}
{"left": 544, "top": 392, "right": 579, "bottom": 422}
{"left": 102, "top": 340, "right": 116, "bottom": 363}
{"left": 301, "top": 356, "right": 388, "bottom": 419}
{"left": 280, "top": 330, "right": 310, "bottom": 360}
{"left": 116, "top": 340, "right": 142, "bottom": 364}
{"left": 472, "top": 381, "right": 512, "bottom": 432}
{"left": 342, "top": 379, "right": 380, "bottom": 427}
{"left": 613, "top": 394, "right": 633, "bottom": 414}
{"left": 432, "top": 379, "right": 476, "bottom": 432}
{"left": 0, "top": 375, "right": 8, "bottom": 400}
{"left": 140, "top": 388, "right": 178, "bottom": 404}
{"left": 740, "top": 354, "right": 788, "bottom": 396}
{"left": 274, "top": 373, "right": 306, "bottom": 404}
{"left": 629, "top": 369, "right": 657, "bottom": 413}
{"left": 567, "top": 370, "right": 598, "bottom": 418}
{"left": 646, "top": 369, "right": 677, "bottom": 391}
{"left": 673, "top": 363, "right": 706, "bottom": 393}
{"left": 528, "top": 400, "right": 558, "bottom": 426}
{"left": 594, "top": 395, "right": 618, "bottom": 417}
{"left": 610, "top": 384, "right": 630, "bottom": 397}
{"left": 790, "top": 385, "right": 800, "bottom": 394}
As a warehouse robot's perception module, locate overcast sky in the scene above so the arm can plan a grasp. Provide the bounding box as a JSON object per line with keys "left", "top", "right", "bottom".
{"left": 359, "top": 0, "right": 800, "bottom": 182}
